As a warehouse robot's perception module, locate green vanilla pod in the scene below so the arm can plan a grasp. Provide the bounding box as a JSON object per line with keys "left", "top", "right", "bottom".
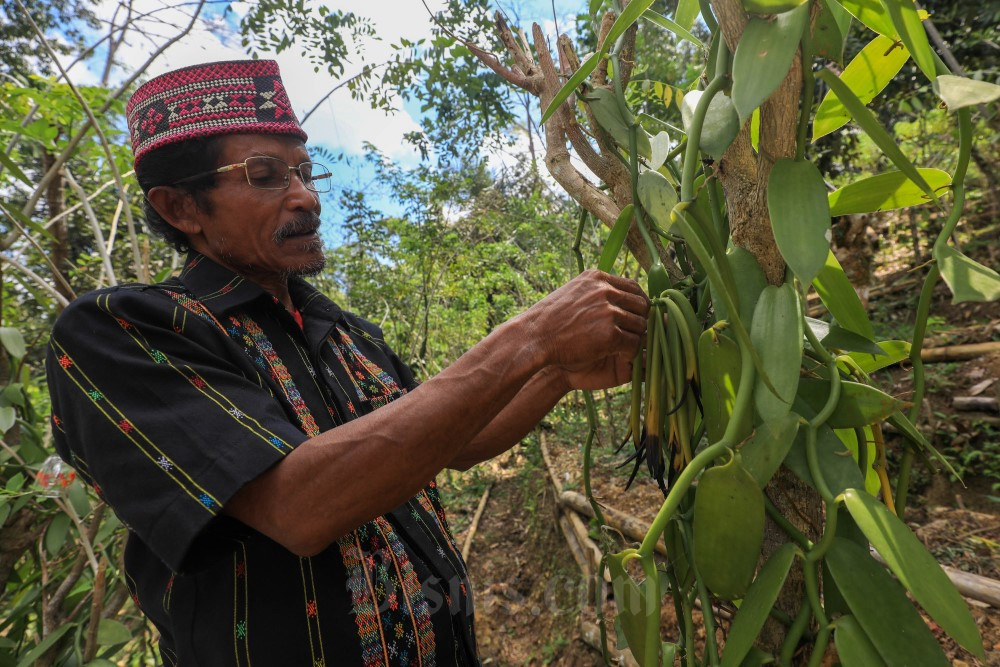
{"left": 693, "top": 451, "right": 765, "bottom": 599}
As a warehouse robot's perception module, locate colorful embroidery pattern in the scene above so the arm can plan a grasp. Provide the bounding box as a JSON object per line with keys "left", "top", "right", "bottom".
{"left": 326, "top": 328, "right": 404, "bottom": 410}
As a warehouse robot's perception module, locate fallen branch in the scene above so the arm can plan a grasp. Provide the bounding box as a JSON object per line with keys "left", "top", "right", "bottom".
{"left": 952, "top": 396, "right": 999, "bottom": 413}
{"left": 461, "top": 483, "right": 492, "bottom": 562}
{"left": 580, "top": 619, "right": 639, "bottom": 667}
{"left": 870, "top": 550, "right": 1000, "bottom": 608}
{"left": 922, "top": 342, "right": 1000, "bottom": 363}
{"left": 559, "top": 489, "right": 669, "bottom": 557}
{"left": 558, "top": 514, "right": 594, "bottom": 600}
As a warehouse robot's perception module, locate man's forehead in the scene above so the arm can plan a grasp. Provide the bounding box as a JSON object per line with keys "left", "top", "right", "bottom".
{"left": 215, "top": 134, "right": 310, "bottom": 161}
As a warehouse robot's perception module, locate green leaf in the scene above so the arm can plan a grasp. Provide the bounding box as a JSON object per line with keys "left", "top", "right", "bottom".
{"left": 785, "top": 420, "right": 866, "bottom": 496}
{"left": 845, "top": 340, "right": 910, "bottom": 374}
{"left": 0, "top": 151, "right": 31, "bottom": 186}
{"left": 641, "top": 9, "right": 704, "bottom": 47}
{"left": 68, "top": 480, "right": 90, "bottom": 517}
{"left": 834, "top": 615, "right": 888, "bottom": 667}
{"left": 752, "top": 284, "right": 803, "bottom": 422}
{"left": 637, "top": 170, "right": 679, "bottom": 231}
{"left": 604, "top": 0, "right": 658, "bottom": 56}
{"left": 648, "top": 131, "right": 672, "bottom": 170}
{"left": 836, "top": 0, "right": 896, "bottom": 36}
{"left": 589, "top": 0, "right": 605, "bottom": 15}
{"left": 934, "top": 75, "right": 1000, "bottom": 110}
{"left": 886, "top": 411, "right": 962, "bottom": 482}
{"left": 768, "top": 159, "right": 831, "bottom": 285}
{"left": 829, "top": 169, "right": 950, "bottom": 216}
{"left": 45, "top": 513, "right": 71, "bottom": 556}
{"left": 813, "top": 34, "right": 910, "bottom": 141}
{"left": 843, "top": 488, "right": 985, "bottom": 660}
{"left": 738, "top": 647, "right": 774, "bottom": 666}
{"left": 584, "top": 87, "right": 652, "bottom": 159}
{"left": 797, "top": 378, "right": 905, "bottom": 428}
{"left": 812, "top": 0, "right": 852, "bottom": 64}
{"left": 739, "top": 413, "right": 801, "bottom": 488}
{"left": 5, "top": 472, "right": 24, "bottom": 492}
{"left": 541, "top": 51, "right": 601, "bottom": 123}
{"left": 0, "top": 384, "right": 25, "bottom": 408}
{"left": 821, "top": 326, "right": 886, "bottom": 356}
{"left": 0, "top": 327, "right": 27, "bottom": 359}
{"left": 675, "top": 0, "right": 701, "bottom": 30}
{"left": 732, "top": 4, "right": 810, "bottom": 122}
{"left": 599, "top": 204, "right": 635, "bottom": 273}
{"left": 15, "top": 623, "right": 76, "bottom": 667}
{"left": 817, "top": 70, "right": 938, "bottom": 207}
{"left": 713, "top": 246, "right": 767, "bottom": 328}
{"left": 813, "top": 251, "right": 875, "bottom": 340}
{"left": 879, "top": 0, "right": 935, "bottom": 81}
{"left": 934, "top": 244, "right": 1000, "bottom": 304}
{"left": 826, "top": 537, "right": 949, "bottom": 666}
{"left": 742, "top": 0, "right": 808, "bottom": 13}
{"left": 606, "top": 553, "right": 658, "bottom": 664}
{"left": 0, "top": 406, "right": 15, "bottom": 432}
{"left": 720, "top": 543, "right": 798, "bottom": 667}
{"left": 96, "top": 618, "right": 133, "bottom": 646}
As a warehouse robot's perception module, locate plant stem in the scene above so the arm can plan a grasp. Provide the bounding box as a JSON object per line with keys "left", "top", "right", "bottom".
{"left": 571, "top": 208, "right": 610, "bottom": 530}
{"left": 681, "top": 40, "right": 730, "bottom": 202}
{"left": 765, "top": 495, "right": 812, "bottom": 549}
{"left": 795, "top": 14, "right": 815, "bottom": 162}
{"left": 780, "top": 604, "right": 812, "bottom": 667}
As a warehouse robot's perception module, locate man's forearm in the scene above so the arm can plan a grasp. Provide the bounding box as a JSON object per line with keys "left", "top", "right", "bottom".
{"left": 446, "top": 366, "right": 570, "bottom": 471}
{"left": 224, "top": 270, "right": 648, "bottom": 556}
{"left": 226, "top": 313, "right": 548, "bottom": 555}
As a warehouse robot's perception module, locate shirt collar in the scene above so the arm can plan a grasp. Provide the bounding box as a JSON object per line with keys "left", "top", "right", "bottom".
{"left": 176, "top": 252, "right": 342, "bottom": 323}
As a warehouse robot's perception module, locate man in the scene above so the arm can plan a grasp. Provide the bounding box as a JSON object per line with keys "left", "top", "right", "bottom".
{"left": 47, "top": 60, "right": 648, "bottom": 665}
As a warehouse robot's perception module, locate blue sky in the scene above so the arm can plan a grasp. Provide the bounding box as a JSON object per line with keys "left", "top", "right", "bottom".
{"left": 64, "top": 0, "right": 583, "bottom": 243}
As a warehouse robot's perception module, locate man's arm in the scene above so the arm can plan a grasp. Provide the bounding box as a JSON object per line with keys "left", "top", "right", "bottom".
{"left": 224, "top": 270, "right": 648, "bottom": 556}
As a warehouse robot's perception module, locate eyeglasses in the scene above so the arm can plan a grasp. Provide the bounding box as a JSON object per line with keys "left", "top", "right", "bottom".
{"left": 172, "top": 156, "right": 333, "bottom": 193}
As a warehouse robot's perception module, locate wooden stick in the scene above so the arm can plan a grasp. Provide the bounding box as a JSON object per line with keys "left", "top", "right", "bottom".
{"left": 559, "top": 515, "right": 595, "bottom": 600}
{"left": 870, "top": 550, "right": 1000, "bottom": 608}
{"left": 921, "top": 342, "right": 1000, "bottom": 363}
{"left": 560, "top": 490, "right": 669, "bottom": 557}
{"left": 461, "top": 483, "right": 492, "bottom": 562}
{"left": 539, "top": 431, "right": 563, "bottom": 494}
{"left": 952, "top": 396, "right": 999, "bottom": 413}
{"left": 580, "top": 619, "right": 640, "bottom": 667}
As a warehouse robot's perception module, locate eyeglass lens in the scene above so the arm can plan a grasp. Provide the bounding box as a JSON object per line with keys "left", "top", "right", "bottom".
{"left": 244, "top": 156, "right": 332, "bottom": 193}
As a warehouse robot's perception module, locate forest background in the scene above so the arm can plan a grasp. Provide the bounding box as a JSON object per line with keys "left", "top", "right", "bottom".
{"left": 0, "top": 0, "right": 997, "bottom": 665}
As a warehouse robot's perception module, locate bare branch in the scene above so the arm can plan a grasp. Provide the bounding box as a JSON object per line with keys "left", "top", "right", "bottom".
{"left": 63, "top": 169, "right": 118, "bottom": 286}
{"left": 11, "top": 0, "right": 207, "bottom": 247}
{"left": 0, "top": 202, "right": 76, "bottom": 300}
{"left": 17, "top": 0, "right": 146, "bottom": 281}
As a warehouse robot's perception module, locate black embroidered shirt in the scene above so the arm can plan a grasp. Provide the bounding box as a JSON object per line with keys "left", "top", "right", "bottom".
{"left": 46, "top": 253, "right": 478, "bottom": 666}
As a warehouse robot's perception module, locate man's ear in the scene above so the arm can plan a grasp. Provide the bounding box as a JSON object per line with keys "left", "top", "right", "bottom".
{"left": 146, "top": 186, "right": 204, "bottom": 237}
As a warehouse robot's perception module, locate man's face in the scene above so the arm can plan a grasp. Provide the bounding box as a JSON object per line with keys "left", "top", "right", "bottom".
{"left": 185, "top": 133, "right": 326, "bottom": 283}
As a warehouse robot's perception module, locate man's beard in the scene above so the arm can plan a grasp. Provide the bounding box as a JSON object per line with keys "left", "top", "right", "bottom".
{"left": 274, "top": 212, "right": 326, "bottom": 277}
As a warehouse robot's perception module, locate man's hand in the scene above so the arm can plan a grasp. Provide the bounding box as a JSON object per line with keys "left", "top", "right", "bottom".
{"left": 524, "top": 269, "right": 649, "bottom": 390}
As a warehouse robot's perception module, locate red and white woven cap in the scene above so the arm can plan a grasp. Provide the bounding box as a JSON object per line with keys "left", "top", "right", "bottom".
{"left": 126, "top": 59, "right": 308, "bottom": 168}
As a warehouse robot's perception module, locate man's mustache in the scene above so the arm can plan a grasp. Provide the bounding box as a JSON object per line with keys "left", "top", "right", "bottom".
{"left": 273, "top": 213, "right": 322, "bottom": 244}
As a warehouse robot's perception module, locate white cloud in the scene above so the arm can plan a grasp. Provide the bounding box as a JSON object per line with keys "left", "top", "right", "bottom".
{"left": 64, "top": 0, "right": 454, "bottom": 162}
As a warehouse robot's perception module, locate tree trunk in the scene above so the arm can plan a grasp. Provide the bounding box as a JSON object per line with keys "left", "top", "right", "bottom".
{"left": 42, "top": 150, "right": 73, "bottom": 302}
{"left": 710, "top": 0, "right": 825, "bottom": 654}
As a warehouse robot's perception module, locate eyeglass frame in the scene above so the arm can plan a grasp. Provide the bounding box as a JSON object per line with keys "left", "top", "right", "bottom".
{"left": 170, "top": 155, "right": 333, "bottom": 193}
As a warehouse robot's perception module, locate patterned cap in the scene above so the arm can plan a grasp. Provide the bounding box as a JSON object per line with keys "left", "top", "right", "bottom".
{"left": 126, "top": 59, "right": 308, "bottom": 167}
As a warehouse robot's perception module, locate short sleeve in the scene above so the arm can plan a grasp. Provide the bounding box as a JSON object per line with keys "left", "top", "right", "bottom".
{"left": 46, "top": 286, "right": 309, "bottom": 572}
